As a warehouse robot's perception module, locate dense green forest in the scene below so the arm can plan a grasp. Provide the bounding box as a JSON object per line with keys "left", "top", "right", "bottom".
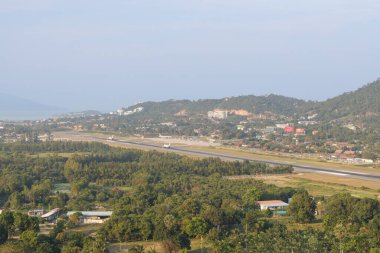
{"left": 0, "top": 142, "right": 379, "bottom": 252}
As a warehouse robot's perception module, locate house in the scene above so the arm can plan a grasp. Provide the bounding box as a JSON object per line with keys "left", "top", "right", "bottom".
{"left": 28, "top": 209, "right": 45, "bottom": 217}
{"left": 67, "top": 211, "right": 113, "bottom": 224}
{"left": 284, "top": 126, "right": 295, "bottom": 133}
{"left": 256, "top": 200, "right": 289, "bottom": 211}
{"left": 0, "top": 209, "right": 4, "bottom": 214}
{"left": 208, "top": 110, "right": 228, "bottom": 120}
{"left": 296, "top": 128, "right": 306, "bottom": 135}
{"left": 237, "top": 125, "right": 245, "bottom": 131}
{"left": 263, "top": 126, "right": 276, "bottom": 134}
{"left": 41, "top": 208, "right": 62, "bottom": 223}
{"left": 276, "top": 123, "right": 290, "bottom": 129}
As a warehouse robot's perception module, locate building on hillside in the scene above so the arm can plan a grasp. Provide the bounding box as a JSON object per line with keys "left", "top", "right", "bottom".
{"left": 298, "top": 121, "right": 318, "bottom": 126}
{"left": 208, "top": 110, "right": 228, "bottom": 120}
{"left": 256, "top": 200, "right": 289, "bottom": 211}
{"left": 67, "top": 211, "right": 113, "bottom": 224}
{"left": 263, "top": 126, "right": 276, "bottom": 134}
{"left": 284, "top": 126, "right": 295, "bottom": 133}
{"left": 276, "top": 123, "right": 290, "bottom": 129}
{"left": 41, "top": 208, "right": 63, "bottom": 223}
{"left": 28, "top": 209, "right": 45, "bottom": 217}
{"left": 237, "top": 125, "right": 245, "bottom": 131}
{"left": 296, "top": 128, "right": 306, "bottom": 135}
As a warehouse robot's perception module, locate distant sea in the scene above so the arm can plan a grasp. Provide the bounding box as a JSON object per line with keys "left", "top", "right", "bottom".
{"left": 0, "top": 111, "right": 63, "bottom": 121}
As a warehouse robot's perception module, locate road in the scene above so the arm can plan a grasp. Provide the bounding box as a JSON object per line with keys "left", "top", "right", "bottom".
{"left": 80, "top": 135, "right": 380, "bottom": 182}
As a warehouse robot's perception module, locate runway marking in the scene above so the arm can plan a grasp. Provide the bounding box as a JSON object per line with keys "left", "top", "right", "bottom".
{"left": 314, "top": 171, "right": 348, "bottom": 176}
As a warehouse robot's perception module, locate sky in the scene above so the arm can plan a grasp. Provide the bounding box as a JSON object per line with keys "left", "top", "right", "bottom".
{"left": 1, "top": 0, "right": 380, "bottom": 111}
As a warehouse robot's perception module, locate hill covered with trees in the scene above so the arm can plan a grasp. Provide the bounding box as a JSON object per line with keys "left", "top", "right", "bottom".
{"left": 124, "top": 79, "right": 380, "bottom": 123}
{"left": 311, "top": 79, "right": 380, "bottom": 121}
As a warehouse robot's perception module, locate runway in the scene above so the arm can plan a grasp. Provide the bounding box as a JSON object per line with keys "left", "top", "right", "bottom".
{"left": 84, "top": 135, "right": 380, "bottom": 182}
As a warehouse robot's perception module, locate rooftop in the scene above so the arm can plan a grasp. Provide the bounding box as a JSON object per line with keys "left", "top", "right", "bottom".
{"left": 67, "top": 211, "right": 113, "bottom": 217}
{"left": 41, "top": 208, "right": 61, "bottom": 218}
{"left": 256, "top": 200, "right": 289, "bottom": 207}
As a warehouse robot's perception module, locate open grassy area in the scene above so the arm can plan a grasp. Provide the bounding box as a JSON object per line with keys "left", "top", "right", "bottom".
{"left": 190, "top": 145, "right": 380, "bottom": 175}
{"left": 227, "top": 173, "right": 380, "bottom": 199}
{"left": 29, "top": 152, "right": 89, "bottom": 158}
{"left": 53, "top": 183, "right": 71, "bottom": 194}
{"left": 66, "top": 224, "right": 104, "bottom": 235}
{"left": 108, "top": 239, "right": 211, "bottom": 253}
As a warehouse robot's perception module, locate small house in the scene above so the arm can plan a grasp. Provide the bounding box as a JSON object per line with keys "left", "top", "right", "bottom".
{"left": 67, "top": 211, "right": 113, "bottom": 224}
{"left": 256, "top": 200, "right": 289, "bottom": 211}
{"left": 28, "top": 209, "right": 45, "bottom": 217}
{"left": 41, "top": 208, "right": 62, "bottom": 223}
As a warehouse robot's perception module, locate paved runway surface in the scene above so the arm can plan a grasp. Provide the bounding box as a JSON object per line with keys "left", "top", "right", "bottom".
{"left": 84, "top": 135, "right": 380, "bottom": 182}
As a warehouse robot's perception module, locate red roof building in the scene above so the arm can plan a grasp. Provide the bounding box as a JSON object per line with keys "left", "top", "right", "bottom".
{"left": 296, "top": 128, "right": 306, "bottom": 135}
{"left": 284, "top": 126, "right": 295, "bottom": 133}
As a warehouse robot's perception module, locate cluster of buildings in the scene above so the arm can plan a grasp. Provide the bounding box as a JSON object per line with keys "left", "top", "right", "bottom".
{"left": 259, "top": 124, "right": 308, "bottom": 137}
{"left": 26, "top": 208, "right": 113, "bottom": 225}
{"left": 111, "top": 107, "right": 144, "bottom": 116}
{"left": 208, "top": 110, "right": 228, "bottom": 120}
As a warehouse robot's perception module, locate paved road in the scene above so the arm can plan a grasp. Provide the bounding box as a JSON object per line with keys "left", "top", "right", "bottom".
{"left": 85, "top": 136, "right": 380, "bottom": 182}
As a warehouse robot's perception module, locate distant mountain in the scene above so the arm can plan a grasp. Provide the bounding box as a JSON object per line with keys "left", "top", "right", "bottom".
{"left": 0, "top": 93, "right": 66, "bottom": 120}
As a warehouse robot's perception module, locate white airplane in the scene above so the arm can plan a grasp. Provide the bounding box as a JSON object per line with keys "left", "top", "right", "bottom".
{"left": 107, "top": 135, "right": 115, "bottom": 141}
{"left": 163, "top": 144, "right": 171, "bottom": 149}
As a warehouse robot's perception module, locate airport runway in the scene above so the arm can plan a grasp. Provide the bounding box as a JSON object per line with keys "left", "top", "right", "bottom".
{"left": 84, "top": 135, "right": 380, "bottom": 182}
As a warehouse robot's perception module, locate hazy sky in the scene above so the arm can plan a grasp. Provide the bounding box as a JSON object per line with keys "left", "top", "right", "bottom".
{"left": 1, "top": 0, "right": 380, "bottom": 111}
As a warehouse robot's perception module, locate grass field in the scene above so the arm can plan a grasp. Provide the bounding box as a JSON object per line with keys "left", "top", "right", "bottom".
{"left": 29, "top": 152, "right": 89, "bottom": 158}
{"left": 227, "top": 173, "right": 380, "bottom": 199}
{"left": 53, "top": 183, "right": 71, "bottom": 194}
{"left": 108, "top": 239, "right": 211, "bottom": 253}
{"left": 190, "top": 145, "right": 380, "bottom": 175}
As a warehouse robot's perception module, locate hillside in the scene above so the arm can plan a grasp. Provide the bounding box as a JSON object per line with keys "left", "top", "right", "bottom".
{"left": 313, "top": 79, "right": 380, "bottom": 121}
{"left": 127, "top": 94, "right": 315, "bottom": 119}
{"left": 124, "top": 79, "right": 380, "bottom": 123}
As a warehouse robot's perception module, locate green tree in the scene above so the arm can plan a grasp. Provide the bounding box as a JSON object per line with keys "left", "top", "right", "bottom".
{"left": 0, "top": 224, "right": 8, "bottom": 244}
{"left": 0, "top": 211, "right": 15, "bottom": 237}
{"left": 185, "top": 217, "right": 209, "bottom": 238}
{"left": 289, "top": 190, "right": 316, "bottom": 223}
{"left": 20, "top": 230, "right": 39, "bottom": 249}
{"left": 242, "top": 188, "right": 261, "bottom": 210}
{"left": 129, "top": 245, "right": 144, "bottom": 253}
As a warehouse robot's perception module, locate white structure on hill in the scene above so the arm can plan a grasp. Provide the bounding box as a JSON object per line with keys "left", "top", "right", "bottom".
{"left": 67, "top": 211, "right": 113, "bottom": 224}
{"left": 208, "top": 110, "right": 228, "bottom": 120}
{"left": 256, "top": 200, "right": 289, "bottom": 211}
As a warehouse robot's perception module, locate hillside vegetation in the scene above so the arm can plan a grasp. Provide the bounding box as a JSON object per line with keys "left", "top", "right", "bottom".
{"left": 126, "top": 79, "right": 380, "bottom": 122}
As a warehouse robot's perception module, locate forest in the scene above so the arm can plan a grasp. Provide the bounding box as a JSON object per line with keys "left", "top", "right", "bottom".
{"left": 0, "top": 141, "right": 379, "bottom": 252}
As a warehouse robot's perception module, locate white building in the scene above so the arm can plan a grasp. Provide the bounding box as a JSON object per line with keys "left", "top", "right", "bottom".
{"left": 67, "top": 211, "right": 113, "bottom": 224}
{"left": 41, "top": 208, "right": 62, "bottom": 223}
{"left": 275, "top": 123, "right": 290, "bottom": 129}
{"left": 256, "top": 200, "right": 289, "bottom": 211}
{"left": 208, "top": 110, "right": 228, "bottom": 120}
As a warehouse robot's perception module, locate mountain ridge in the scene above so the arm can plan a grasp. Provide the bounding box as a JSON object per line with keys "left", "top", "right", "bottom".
{"left": 123, "top": 79, "right": 380, "bottom": 122}
{"left": 0, "top": 93, "right": 66, "bottom": 120}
